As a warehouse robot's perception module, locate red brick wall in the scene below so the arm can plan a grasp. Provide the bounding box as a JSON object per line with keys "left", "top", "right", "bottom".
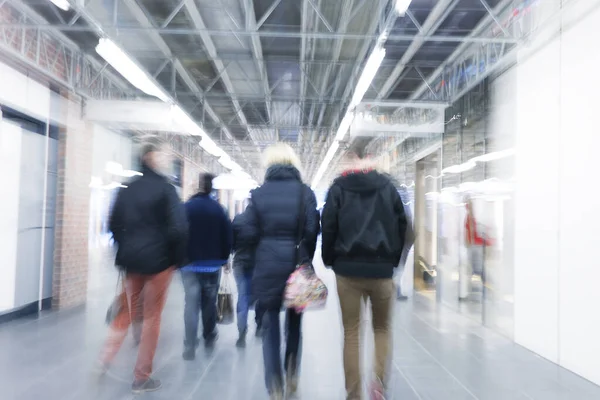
{"left": 52, "top": 97, "right": 92, "bottom": 309}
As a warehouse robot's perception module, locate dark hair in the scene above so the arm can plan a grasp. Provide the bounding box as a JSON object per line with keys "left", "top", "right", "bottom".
{"left": 347, "top": 137, "right": 371, "bottom": 159}
{"left": 140, "top": 140, "right": 161, "bottom": 162}
{"left": 198, "top": 173, "right": 215, "bottom": 194}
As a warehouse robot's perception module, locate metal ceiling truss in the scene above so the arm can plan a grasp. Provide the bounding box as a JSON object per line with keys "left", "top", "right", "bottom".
{"left": 0, "top": 22, "right": 521, "bottom": 44}
{"left": 0, "top": 1, "right": 130, "bottom": 100}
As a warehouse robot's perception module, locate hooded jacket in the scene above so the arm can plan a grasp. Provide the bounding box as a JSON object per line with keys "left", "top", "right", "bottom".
{"left": 244, "top": 164, "right": 320, "bottom": 310}
{"left": 321, "top": 170, "right": 408, "bottom": 279}
{"left": 110, "top": 164, "right": 188, "bottom": 274}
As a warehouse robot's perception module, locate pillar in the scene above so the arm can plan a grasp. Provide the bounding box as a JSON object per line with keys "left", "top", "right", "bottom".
{"left": 52, "top": 95, "right": 93, "bottom": 309}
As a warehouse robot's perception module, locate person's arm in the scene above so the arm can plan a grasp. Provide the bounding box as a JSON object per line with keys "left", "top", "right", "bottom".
{"left": 243, "top": 193, "right": 260, "bottom": 245}
{"left": 165, "top": 184, "right": 189, "bottom": 267}
{"left": 220, "top": 207, "right": 234, "bottom": 261}
{"left": 300, "top": 187, "right": 320, "bottom": 263}
{"left": 109, "top": 188, "right": 125, "bottom": 244}
{"left": 392, "top": 186, "right": 408, "bottom": 266}
{"left": 321, "top": 184, "right": 340, "bottom": 267}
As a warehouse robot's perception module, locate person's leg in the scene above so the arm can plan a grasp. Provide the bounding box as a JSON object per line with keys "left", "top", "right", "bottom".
{"left": 234, "top": 268, "right": 250, "bottom": 342}
{"left": 284, "top": 308, "right": 303, "bottom": 394}
{"left": 367, "top": 278, "right": 394, "bottom": 397}
{"left": 133, "top": 268, "right": 173, "bottom": 389}
{"left": 181, "top": 271, "right": 201, "bottom": 357}
{"left": 336, "top": 275, "right": 365, "bottom": 400}
{"left": 131, "top": 291, "right": 144, "bottom": 346}
{"left": 262, "top": 308, "right": 283, "bottom": 396}
{"left": 200, "top": 271, "right": 220, "bottom": 345}
{"left": 100, "top": 273, "right": 143, "bottom": 367}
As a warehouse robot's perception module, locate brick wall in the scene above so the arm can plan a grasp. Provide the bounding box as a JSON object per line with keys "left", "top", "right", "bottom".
{"left": 52, "top": 96, "right": 92, "bottom": 309}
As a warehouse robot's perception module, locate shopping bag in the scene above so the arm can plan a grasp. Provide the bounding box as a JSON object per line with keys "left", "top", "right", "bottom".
{"left": 283, "top": 264, "right": 328, "bottom": 313}
{"left": 217, "top": 269, "right": 235, "bottom": 325}
{"left": 105, "top": 271, "right": 125, "bottom": 325}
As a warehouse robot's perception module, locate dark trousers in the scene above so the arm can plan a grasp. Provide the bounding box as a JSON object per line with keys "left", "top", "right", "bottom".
{"left": 181, "top": 270, "right": 220, "bottom": 347}
{"left": 233, "top": 268, "right": 260, "bottom": 335}
{"left": 261, "top": 308, "right": 302, "bottom": 393}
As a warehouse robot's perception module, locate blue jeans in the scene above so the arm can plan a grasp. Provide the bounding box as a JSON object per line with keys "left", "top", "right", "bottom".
{"left": 233, "top": 268, "right": 253, "bottom": 336}
{"left": 261, "top": 308, "right": 302, "bottom": 393}
{"left": 181, "top": 270, "right": 220, "bottom": 347}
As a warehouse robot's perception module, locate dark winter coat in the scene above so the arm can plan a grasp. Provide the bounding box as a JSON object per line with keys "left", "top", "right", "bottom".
{"left": 321, "top": 170, "right": 407, "bottom": 279}
{"left": 110, "top": 164, "right": 188, "bottom": 275}
{"left": 184, "top": 193, "right": 233, "bottom": 267}
{"left": 232, "top": 210, "right": 255, "bottom": 272}
{"left": 245, "top": 164, "right": 320, "bottom": 310}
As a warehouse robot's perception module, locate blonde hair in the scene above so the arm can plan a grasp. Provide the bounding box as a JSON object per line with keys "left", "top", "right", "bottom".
{"left": 262, "top": 143, "right": 302, "bottom": 173}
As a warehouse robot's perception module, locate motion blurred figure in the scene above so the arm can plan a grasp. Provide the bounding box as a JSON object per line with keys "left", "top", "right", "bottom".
{"left": 100, "top": 143, "right": 188, "bottom": 394}
{"left": 181, "top": 173, "right": 233, "bottom": 360}
{"left": 395, "top": 184, "right": 414, "bottom": 300}
{"left": 232, "top": 209, "right": 261, "bottom": 347}
{"left": 321, "top": 143, "right": 407, "bottom": 400}
{"left": 245, "top": 144, "right": 320, "bottom": 400}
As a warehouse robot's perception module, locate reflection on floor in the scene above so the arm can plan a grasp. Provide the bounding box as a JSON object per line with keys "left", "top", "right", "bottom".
{"left": 1, "top": 253, "right": 600, "bottom": 400}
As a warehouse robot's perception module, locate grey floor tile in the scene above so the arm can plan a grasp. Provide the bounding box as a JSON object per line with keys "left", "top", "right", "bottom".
{"left": 2, "top": 249, "right": 600, "bottom": 399}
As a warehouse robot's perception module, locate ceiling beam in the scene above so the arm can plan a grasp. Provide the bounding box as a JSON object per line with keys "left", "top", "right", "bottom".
{"left": 0, "top": 23, "right": 521, "bottom": 44}
{"left": 119, "top": 0, "right": 256, "bottom": 172}
{"left": 242, "top": 0, "right": 272, "bottom": 123}
{"left": 182, "top": 0, "right": 259, "bottom": 152}
{"left": 377, "top": 0, "right": 460, "bottom": 100}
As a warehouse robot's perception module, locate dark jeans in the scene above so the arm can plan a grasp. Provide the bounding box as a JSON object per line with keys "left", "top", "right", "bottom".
{"left": 261, "top": 308, "right": 302, "bottom": 393}
{"left": 233, "top": 268, "right": 255, "bottom": 336}
{"left": 181, "top": 270, "right": 220, "bottom": 347}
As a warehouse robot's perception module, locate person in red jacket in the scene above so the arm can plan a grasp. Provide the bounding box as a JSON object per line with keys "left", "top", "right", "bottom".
{"left": 464, "top": 200, "right": 492, "bottom": 278}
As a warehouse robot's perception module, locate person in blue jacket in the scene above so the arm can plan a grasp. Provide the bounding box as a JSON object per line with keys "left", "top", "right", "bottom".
{"left": 181, "top": 173, "right": 233, "bottom": 360}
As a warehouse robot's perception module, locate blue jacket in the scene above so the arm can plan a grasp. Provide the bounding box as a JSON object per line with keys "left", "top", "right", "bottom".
{"left": 183, "top": 193, "right": 233, "bottom": 272}
{"left": 245, "top": 165, "right": 320, "bottom": 310}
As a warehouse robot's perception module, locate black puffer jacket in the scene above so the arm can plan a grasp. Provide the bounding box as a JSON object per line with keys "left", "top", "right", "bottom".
{"left": 232, "top": 210, "right": 255, "bottom": 272}
{"left": 245, "top": 165, "right": 320, "bottom": 310}
{"left": 110, "top": 164, "right": 188, "bottom": 274}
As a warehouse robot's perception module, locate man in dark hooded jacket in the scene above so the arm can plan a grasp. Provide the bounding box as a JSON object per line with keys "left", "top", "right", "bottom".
{"left": 321, "top": 143, "right": 407, "bottom": 400}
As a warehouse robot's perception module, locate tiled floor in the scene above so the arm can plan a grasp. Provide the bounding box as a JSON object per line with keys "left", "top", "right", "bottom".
{"left": 1, "top": 252, "right": 600, "bottom": 400}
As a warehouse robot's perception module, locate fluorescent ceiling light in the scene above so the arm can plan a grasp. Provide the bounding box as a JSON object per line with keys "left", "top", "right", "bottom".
{"left": 395, "top": 0, "right": 413, "bottom": 15}
{"left": 49, "top": 0, "right": 70, "bottom": 11}
{"left": 334, "top": 113, "right": 355, "bottom": 141}
{"left": 172, "top": 105, "right": 202, "bottom": 136}
{"left": 311, "top": 47, "right": 385, "bottom": 189}
{"left": 471, "top": 148, "right": 515, "bottom": 163}
{"left": 442, "top": 161, "right": 476, "bottom": 174}
{"left": 96, "top": 38, "right": 169, "bottom": 102}
{"left": 350, "top": 46, "right": 386, "bottom": 108}
{"left": 200, "top": 137, "right": 225, "bottom": 157}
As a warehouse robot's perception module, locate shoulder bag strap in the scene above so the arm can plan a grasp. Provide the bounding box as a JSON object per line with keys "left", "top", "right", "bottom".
{"left": 294, "top": 184, "right": 306, "bottom": 265}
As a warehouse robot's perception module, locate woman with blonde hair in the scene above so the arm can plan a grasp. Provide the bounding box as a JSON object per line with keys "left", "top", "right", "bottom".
{"left": 244, "top": 143, "right": 320, "bottom": 399}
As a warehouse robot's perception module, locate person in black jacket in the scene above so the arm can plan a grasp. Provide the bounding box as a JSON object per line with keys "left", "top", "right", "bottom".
{"left": 321, "top": 143, "right": 408, "bottom": 400}
{"left": 181, "top": 173, "right": 233, "bottom": 360}
{"left": 245, "top": 143, "right": 320, "bottom": 400}
{"left": 232, "top": 208, "right": 260, "bottom": 347}
{"left": 100, "top": 143, "right": 188, "bottom": 394}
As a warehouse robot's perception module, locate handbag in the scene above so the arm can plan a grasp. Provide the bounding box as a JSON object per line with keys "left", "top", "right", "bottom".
{"left": 105, "top": 270, "right": 125, "bottom": 325}
{"left": 217, "top": 268, "right": 235, "bottom": 325}
{"left": 283, "top": 185, "right": 328, "bottom": 312}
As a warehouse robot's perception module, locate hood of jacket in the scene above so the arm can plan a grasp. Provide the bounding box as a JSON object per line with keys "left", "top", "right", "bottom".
{"left": 264, "top": 164, "right": 302, "bottom": 182}
{"left": 333, "top": 170, "right": 391, "bottom": 193}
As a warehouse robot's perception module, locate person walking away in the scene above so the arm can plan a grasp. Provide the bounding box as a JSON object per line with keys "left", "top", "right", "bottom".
{"left": 244, "top": 143, "right": 320, "bottom": 400}
{"left": 232, "top": 209, "right": 261, "bottom": 347}
{"left": 181, "top": 173, "right": 233, "bottom": 360}
{"left": 321, "top": 142, "right": 408, "bottom": 400}
{"left": 99, "top": 143, "right": 188, "bottom": 394}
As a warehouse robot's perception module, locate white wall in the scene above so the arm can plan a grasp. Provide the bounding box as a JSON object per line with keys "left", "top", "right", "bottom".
{"left": 502, "top": 0, "right": 600, "bottom": 384}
